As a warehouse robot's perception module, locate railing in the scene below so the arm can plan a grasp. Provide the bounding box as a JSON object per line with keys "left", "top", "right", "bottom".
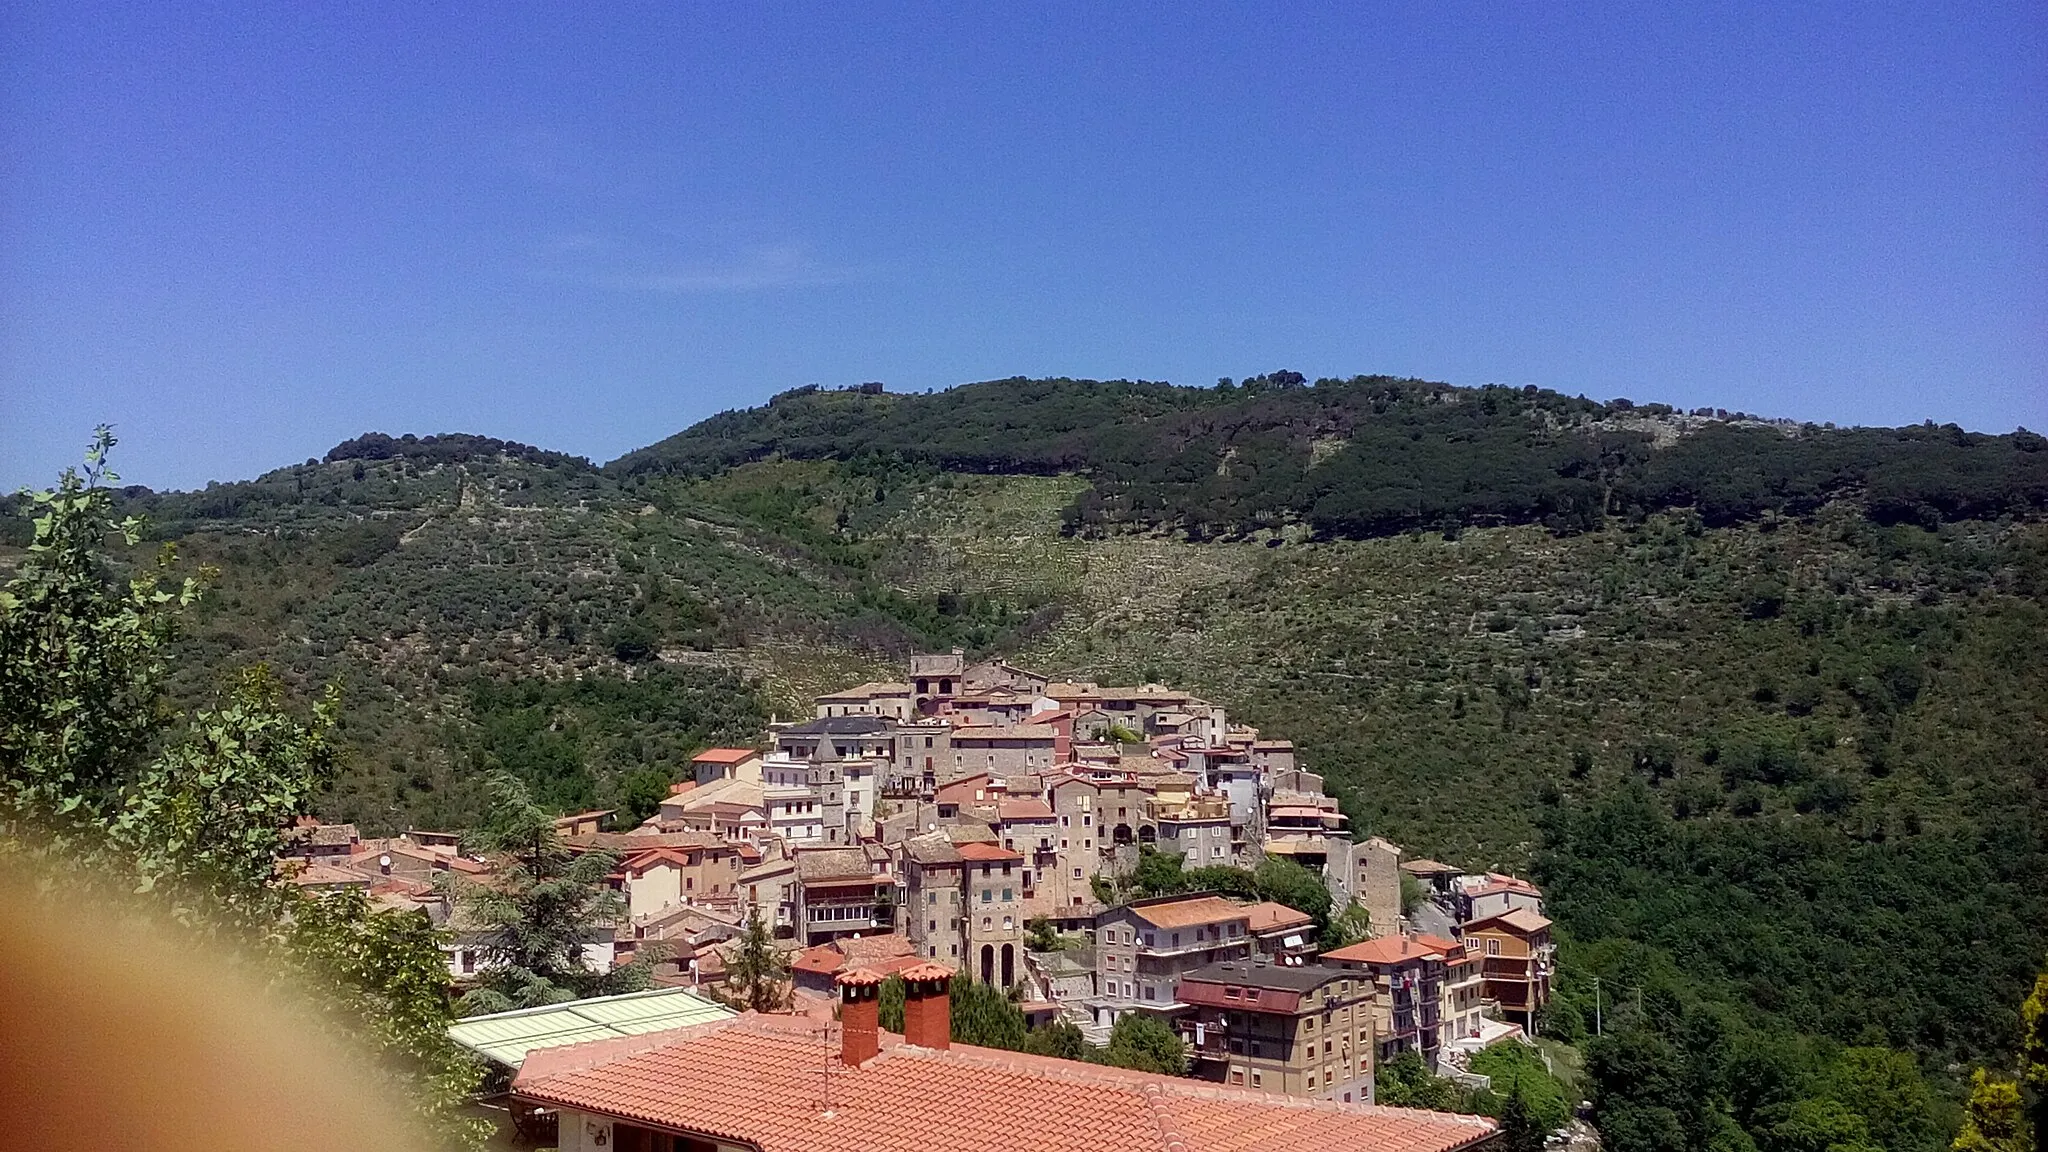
{"left": 1482, "top": 958, "right": 1533, "bottom": 979}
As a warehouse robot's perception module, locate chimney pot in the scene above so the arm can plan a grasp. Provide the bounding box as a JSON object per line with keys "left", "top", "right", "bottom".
{"left": 836, "top": 969, "right": 884, "bottom": 1067}
{"left": 899, "top": 963, "right": 954, "bottom": 1050}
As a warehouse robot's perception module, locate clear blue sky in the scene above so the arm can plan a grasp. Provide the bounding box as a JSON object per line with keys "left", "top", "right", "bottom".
{"left": 4, "top": 2, "right": 2043, "bottom": 491}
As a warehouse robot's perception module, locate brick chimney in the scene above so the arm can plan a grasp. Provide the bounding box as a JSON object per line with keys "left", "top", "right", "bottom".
{"left": 899, "top": 962, "right": 954, "bottom": 1050}
{"left": 836, "top": 968, "right": 884, "bottom": 1067}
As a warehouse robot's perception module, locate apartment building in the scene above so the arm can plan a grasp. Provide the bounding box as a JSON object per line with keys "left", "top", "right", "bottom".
{"left": 1154, "top": 795, "right": 1234, "bottom": 868}
{"left": 791, "top": 847, "right": 893, "bottom": 946}
{"left": 1090, "top": 894, "right": 1253, "bottom": 1027}
{"left": 1321, "top": 935, "right": 1450, "bottom": 1067}
{"left": 814, "top": 681, "right": 914, "bottom": 721}
{"left": 898, "top": 831, "right": 1028, "bottom": 985}
{"left": 1435, "top": 934, "right": 1486, "bottom": 1047}
{"left": 689, "top": 747, "right": 764, "bottom": 786}
{"left": 604, "top": 837, "right": 746, "bottom": 919}
{"left": 1461, "top": 908, "right": 1554, "bottom": 1031}
{"left": 1177, "top": 959, "right": 1377, "bottom": 1103}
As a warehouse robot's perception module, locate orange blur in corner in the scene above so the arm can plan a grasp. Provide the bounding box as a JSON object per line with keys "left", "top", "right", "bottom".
{"left": 0, "top": 875, "right": 436, "bottom": 1152}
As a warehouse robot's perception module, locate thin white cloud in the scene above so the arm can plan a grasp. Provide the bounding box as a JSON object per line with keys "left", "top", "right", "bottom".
{"left": 528, "top": 238, "right": 858, "bottom": 294}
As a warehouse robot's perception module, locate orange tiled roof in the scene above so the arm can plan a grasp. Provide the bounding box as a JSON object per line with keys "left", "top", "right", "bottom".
{"left": 513, "top": 1014, "right": 1496, "bottom": 1152}
{"left": 1240, "top": 901, "right": 1314, "bottom": 934}
{"left": 1125, "top": 895, "right": 1251, "bottom": 930}
{"left": 996, "top": 798, "right": 1057, "bottom": 821}
{"left": 692, "top": 747, "right": 763, "bottom": 764}
{"left": 955, "top": 841, "right": 1024, "bottom": 862}
{"left": 1465, "top": 908, "right": 1552, "bottom": 934}
{"left": 1322, "top": 936, "right": 1451, "bottom": 966}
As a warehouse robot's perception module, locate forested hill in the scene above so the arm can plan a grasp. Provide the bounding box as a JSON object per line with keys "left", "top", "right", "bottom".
{"left": 5, "top": 374, "right": 2045, "bottom": 1152}
{"left": 612, "top": 375, "right": 2048, "bottom": 539}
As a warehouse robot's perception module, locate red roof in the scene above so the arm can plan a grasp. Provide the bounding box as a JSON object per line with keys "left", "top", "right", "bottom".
{"left": 995, "top": 798, "right": 1056, "bottom": 821}
{"left": 692, "top": 747, "right": 762, "bottom": 764}
{"left": 514, "top": 1014, "right": 1497, "bottom": 1152}
{"left": 955, "top": 841, "right": 1025, "bottom": 862}
{"left": 1241, "top": 901, "right": 1314, "bottom": 934}
{"left": 1322, "top": 936, "right": 1452, "bottom": 966}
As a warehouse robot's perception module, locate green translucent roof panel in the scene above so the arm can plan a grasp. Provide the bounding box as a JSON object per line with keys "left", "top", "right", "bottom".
{"left": 448, "top": 987, "right": 736, "bottom": 1067}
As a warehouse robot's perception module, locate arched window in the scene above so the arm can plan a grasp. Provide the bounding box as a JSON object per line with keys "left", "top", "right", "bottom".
{"left": 1000, "top": 943, "right": 1015, "bottom": 988}
{"left": 980, "top": 944, "right": 995, "bottom": 985}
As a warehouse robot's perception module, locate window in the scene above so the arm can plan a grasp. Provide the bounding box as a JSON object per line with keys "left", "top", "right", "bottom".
{"left": 983, "top": 917, "right": 992, "bottom": 930}
{"left": 1307, "top": 1042, "right": 1317, "bottom": 1057}
{"left": 1308, "top": 1074, "right": 1318, "bottom": 1089}
{"left": 1231, "top": 1069, "right": 1244, "bottom": 1085}
{"left": 1251, "top": 1072, "right": 1263, "bottom": 1088}
{"left": 1002, "top": 888, "right": 1013, "bottom": 902}
{"left": 981, "top": 889, "right": 991, "bottom": 904}
{"left": 1171, "top": 932, "right": 1181, "bottom": 947}
{"left": 950, "top": 944, "right": 958, "bottom": 956}
{"left": 929, "top": 919, "right": 937, "bottom": 932}
{"left": 1142, "top": 985, "right": 1156, "bottom": 1001}
{"left": 1003, "top": 916, "right": 1013, "bottom": 930}
{"left": 1073, "top": 867, "right": 1083, "bottom": 878}
{"left": 1487, "top": 939, "right": 1501, "bottom": 956}
{"left": 1001, "top": 861, "right": 1012, "bottom": 875}
{"left": 1083, "top": 815, "right": 1092, "bottom": 827}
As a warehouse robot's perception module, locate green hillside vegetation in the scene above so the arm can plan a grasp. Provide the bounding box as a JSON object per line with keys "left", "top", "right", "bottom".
{"left": 3, "top": 376, "right": 2043, "bottom": 1149}
{"left": 615, "top": 375, "right": 2048, "bottom": 540}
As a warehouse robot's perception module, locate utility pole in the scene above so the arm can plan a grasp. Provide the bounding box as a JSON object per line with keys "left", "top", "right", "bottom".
{"left": 1593, "top": 976, "right": 1602, "bottom": 1036}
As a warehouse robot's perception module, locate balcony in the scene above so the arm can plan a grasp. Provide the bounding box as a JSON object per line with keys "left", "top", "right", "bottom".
{"left": 1482, "top": 958, "right": 1533, "bottom": 980}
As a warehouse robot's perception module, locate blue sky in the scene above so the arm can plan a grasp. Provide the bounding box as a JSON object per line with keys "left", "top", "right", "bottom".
{"left": 4, "top": 2, "right": 2043, "bottom": 491}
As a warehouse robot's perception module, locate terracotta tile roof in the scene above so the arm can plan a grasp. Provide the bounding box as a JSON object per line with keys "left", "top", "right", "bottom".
{"left": 950, "top": 724, "right": 1059, "bottom": 740}
{"left": 1465, "top": 908, "right": 1552, "bottom": 934}
{"left": 902, "top": 832, "right": 965, "bottom": 866}
{"left": 1399, "top": 859, "right": 1460, "bottom": 876}
{"left": 955, "top": 841, "right": 1024, "bottom": 862}
{"left": 1322, "top": 936, "right": 1451, "bottom": 966}
{"left": 996, "top": 798, "right": 1056, "bottom": 821}
{"left": 1240, "top": 902, "right": 1314, "bottom": 934}
{"left": 1124, "top": 895, "right": 1252, "bottom": 930}
{"left": 514, "top": 1014, "right": 1494, "bottom": 1152}
{"left": 794, "top": 848, "right": 881, "bottom": 883}
{"left": 692, "top": 746, "right": 764, "bottom": 764}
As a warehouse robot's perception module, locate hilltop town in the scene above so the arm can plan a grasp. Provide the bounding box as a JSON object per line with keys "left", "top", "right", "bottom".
{"left": 285, "top": 651, "right": 1561, "bottom": 1146}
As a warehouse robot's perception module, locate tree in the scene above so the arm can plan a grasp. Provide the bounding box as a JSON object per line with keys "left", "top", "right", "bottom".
{"left": 0, "top": 427, "right": 198, "bottom": 849}
{"left": 1950, "top": 1071, "right": 2026, "bottom": 1152}
{"left": 451, "top": 774, "right": 637, "bottom": 1015}
{"left": 1323, "top": 899, "right": 1373, "bottom": 950}
{"left": 1822, "top": 1048, "right": 1936, "bottom": 1152}
{"left": 1026, "top": 915, "right": 1059, "bottom": 952}
{"left": 723, "top": 906, "right": 789, "bottom": 1013}
{"left": 949, "top": 972, "right": 1026, "bottom": 1050}
{"left": 2022, "top": 958, "right": 2046, "bottom": 1149}
{"left": 1104, "top": 1012, "right": 1188, "bottom": 1075}
{"left": 0, "top": 433, "right": 487, "bottom": 1148}
{"left": 114, "top": 667, "right": 338, "bottom": 929}
{"left": 1025, "top": 1018, "right": 1088, "bottom": 1060}
{"left": 1378, "top": 1051, "right": 1467, "bottom": 1112}
{"left": 1501, "top": 1086, "right": 1549, "bottom": 1152}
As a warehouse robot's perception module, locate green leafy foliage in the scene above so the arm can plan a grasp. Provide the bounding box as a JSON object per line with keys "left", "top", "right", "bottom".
{"left": 1949, "top": 1071, "right": 2027, "bottom": 1152}
{"left": 616, "top": 377, "right": 2048, "bottom": 541}
{"left": 462, "top": 667, "right": 768, "bottom": 821}
{"left": 1102, "top": 1011, "right": 1188, "bottom": 1075}
{"left": 1377, "top": 1051, "right": 1472, "bottom": 1111}
{"left": 452, "top": 775, "right": 641, "bottom": 1015}
{"left": 0, "top": 434, "right": 487, "bottom": 1149}
{"left": 1469, "top": 1043, "right": 1574, "bottom": 1136}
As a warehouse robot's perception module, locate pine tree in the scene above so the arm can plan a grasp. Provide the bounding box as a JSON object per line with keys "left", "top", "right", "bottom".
{"left": 724, "top": 906, "right": 788, "bottom": 1013}
{"left": 1500, "top": 1080, "right": 1548, "bottom": 1152}
{"left": 454, "top": 774, "right": 636, "bottom": 1015}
